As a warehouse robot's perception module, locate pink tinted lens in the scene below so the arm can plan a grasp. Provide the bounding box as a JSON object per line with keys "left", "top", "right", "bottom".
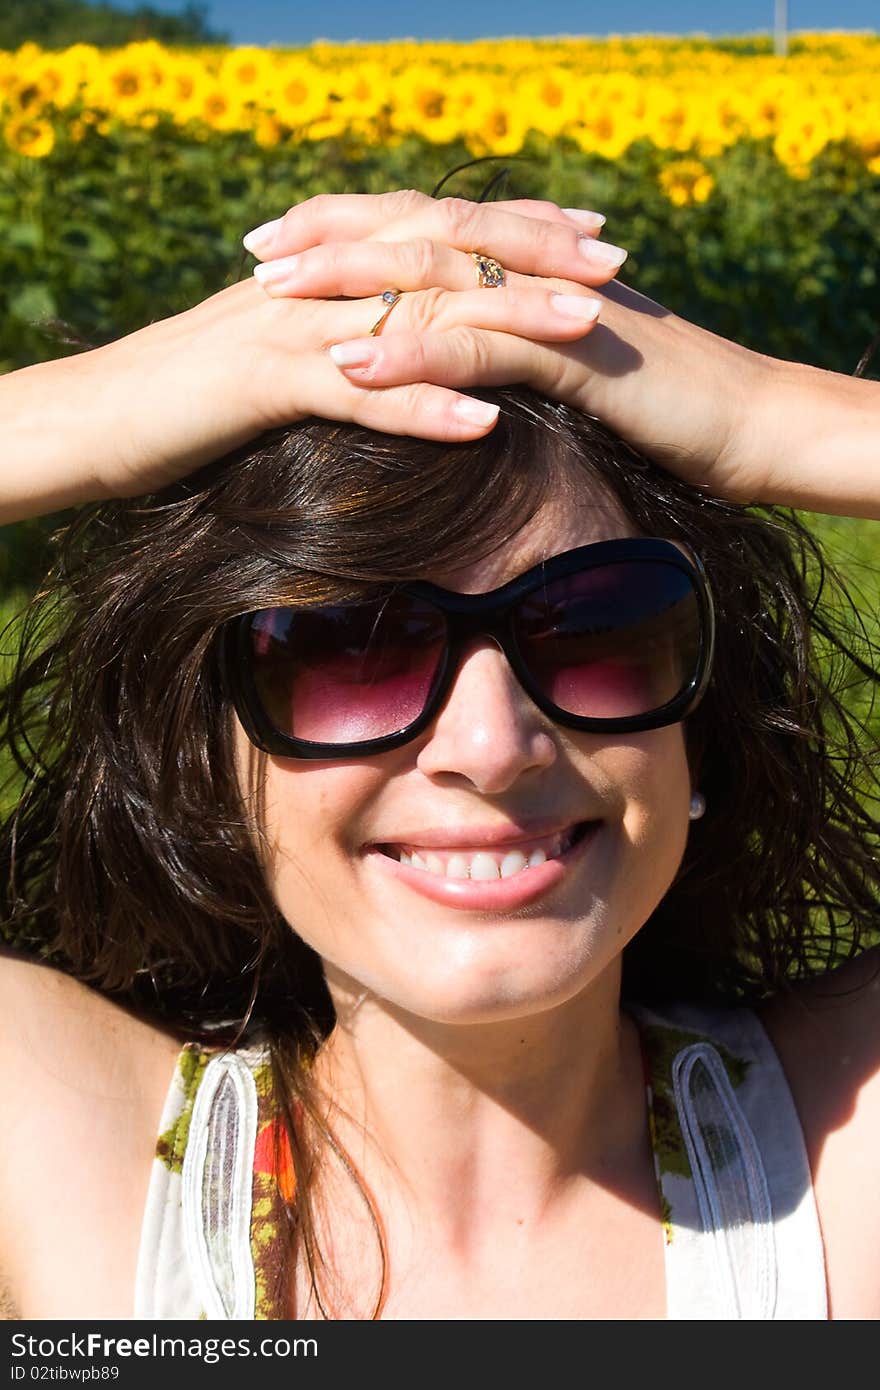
{"left": 514, "top": 561, "right": 700, "bottom": 719}
{"left": 249, "top": 596, "right": 446, "bottom": 745}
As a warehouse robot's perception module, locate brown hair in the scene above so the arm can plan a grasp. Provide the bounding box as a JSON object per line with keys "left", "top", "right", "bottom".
{"left": 2, "top": 386, "right": 878, "bottom": 1314}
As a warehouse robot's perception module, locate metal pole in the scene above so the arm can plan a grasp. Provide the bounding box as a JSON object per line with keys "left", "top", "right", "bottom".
{"left": 774, "top": 0, "right": 789, "bottom": 58}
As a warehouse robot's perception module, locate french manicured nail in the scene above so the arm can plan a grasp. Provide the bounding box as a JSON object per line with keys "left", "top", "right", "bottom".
{"left": 452, "top": 399, "right": 500, "bottom": 426}
{"left": 253, "top": 255, "right": 300, "bottom": 289}
{"left": 580, "top": 239, "right": 628, "bottom": 268}
{"left": 329, "top": 340, "right": 380, "bottom": 369}
{"left": 562, "top": 208, "right": 606, "bottom": 229}
{"left": 242, "top": 217, "right": 283, "bottom": 255}
{"left": 550, "top": 294, "right": 602, "bottom": 322}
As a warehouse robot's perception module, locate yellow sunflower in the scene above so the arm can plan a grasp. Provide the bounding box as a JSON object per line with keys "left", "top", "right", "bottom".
{"left": 464, "top": 92, "right": 528, "bottom": 156}
{"left": 194, "top": 83, "right": 248, "bottom": 132}
{"left": 4, "top": 115, "right": 55, "bottom": 158}
{"left": 92, "top": 44, "right": 163, "bottom": 120}
{"left": 269, "top": 63, "right": 331, "bottom": 130}
{"left": 29, "top": 52, "right": 83, "bottom": 110}
{"left": 658, "top": 159, "right": 715, "bottom": 206}
{"left": 253, "top": 114, "right": 285, "bottom": 148}
{"left": 517, "top": 67, "right": 580, "bottom": 138}
{"left": 220, "top": 46, "right": 274, "bottom": 101}
{"left": 391, "top": 69, "right": 461, "bottom": 144}
{"left": 323, "top": 60, "right": 391, "bottom": 140}
{"left": 570, "top": 95, "right": 640, "bottom": 161}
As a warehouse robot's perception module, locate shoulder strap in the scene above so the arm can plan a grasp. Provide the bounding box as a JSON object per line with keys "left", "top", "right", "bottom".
{"left": 631, "top": 1001, "right": 827, "bottom": 1320}
{"left": 134, "top": 1041, "right": 215, "bottom": 1319}
{"left": 135, "top": 1040, "right": 289, "bottom": 1320}
{"left": 181, "top": 1051, "right": 260, "bottom": 1319}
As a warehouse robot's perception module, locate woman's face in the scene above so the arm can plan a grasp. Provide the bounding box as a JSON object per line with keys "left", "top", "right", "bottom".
{"left": 236, "top": 490, "right": 695, "bottom": 1026}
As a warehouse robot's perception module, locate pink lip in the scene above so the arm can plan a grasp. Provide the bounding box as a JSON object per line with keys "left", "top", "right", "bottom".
{"left": 364, "top": 822, "right": 600, "bottom": 912}
{"left": 365, "top": 818, "right": 590, "bottom": 853}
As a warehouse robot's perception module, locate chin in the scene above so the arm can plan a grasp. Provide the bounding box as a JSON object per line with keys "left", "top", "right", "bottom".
{"left": 329, "top": 927, "right": 614, "bottom": 1029}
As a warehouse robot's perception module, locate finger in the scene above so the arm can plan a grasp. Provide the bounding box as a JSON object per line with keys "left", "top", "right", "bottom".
{"left": 328, "top": 287, "right": 603, "bottom": 367}
{"left": 252, "top": 237, "right": 594, "bottom": 301}
{"left": 324, "top": 327, "right": 544, "bottom": 393}
{"left": 244, "top": 192, "right": 614, "bottom": 274}
{"left": 244, "top": 190, "right": 441, "bottom": 256}
{"left": 281, "top": 356, "right": 504, "bottom": 440}
{"left": 243, "top": 191, "right": 603, "bottom": 257}
{"left": 347, "top": 381, "right": 502, "bottom": 441}
{"left": 363, "top": 201, "right": 627, "bottom": 286}
{"left": 486, "top": 199, "right": 606, "bottom": 238}
{"left": 254, "top": 238, "right": 483, "bottom": 298}
{"left": 265, "top": 285, "right": 603, "bottom": 365}
{"left": 252, "top": 217, "right": 625, "bottom": 299}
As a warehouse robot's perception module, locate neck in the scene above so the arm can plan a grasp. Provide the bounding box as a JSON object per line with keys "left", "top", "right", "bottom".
{"left": 311, "top": 964, "right": 645, "bottom": 1231}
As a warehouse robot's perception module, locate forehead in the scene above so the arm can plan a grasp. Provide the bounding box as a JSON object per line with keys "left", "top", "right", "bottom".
{"left": 430, "top": 490, "right": 637, "bottom": 596}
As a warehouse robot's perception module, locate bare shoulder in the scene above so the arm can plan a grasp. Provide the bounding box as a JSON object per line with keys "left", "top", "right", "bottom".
{"left": 759, "top": 944, "right": 880, "bottom": 1318}
{"left": 760, "top": 943, "right": 880, "bottom": 1117}
{"left": 0, "top": 947, "right": 183, "bottom": 1098}
{"left": 0, "top": 949, "right": 184, "bottom": 1316}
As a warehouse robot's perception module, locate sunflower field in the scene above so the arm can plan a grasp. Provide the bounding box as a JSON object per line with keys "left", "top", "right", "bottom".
{"left": 1, "top": 31, "right": 880, "bottom": 371}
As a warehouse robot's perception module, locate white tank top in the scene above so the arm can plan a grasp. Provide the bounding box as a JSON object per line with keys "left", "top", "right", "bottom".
{"left": 134, "top": 1002, "right": 828, "bottom": 1320}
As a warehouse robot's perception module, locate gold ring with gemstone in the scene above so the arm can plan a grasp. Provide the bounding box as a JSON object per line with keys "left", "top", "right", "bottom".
{"left": 369, "top": 288, "right": 403, "bottom": 336}
{"left": 470, "top": 253, "right": 505, "bottom": 288}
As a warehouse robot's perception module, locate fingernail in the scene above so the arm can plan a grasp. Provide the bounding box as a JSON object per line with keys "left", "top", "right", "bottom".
{"left": 550, "top": 293, "right": 602, "bottom": 322}
{"left": 253, "top": 255, "right": 300, "bottom": 289}
{"left": 579, "top": 239, "right": 628, "bottom": 268}
{"left": 242, "top": 217, "right": 283, "bottom": 255}
{"left": 329, "top": 340, "right": 380, "bottom": 369}
{"left": 452, "top": 399, "right": 500, "bottom": 427}
{"left": 562, "top": 208, "right": 606, "bottom": 229}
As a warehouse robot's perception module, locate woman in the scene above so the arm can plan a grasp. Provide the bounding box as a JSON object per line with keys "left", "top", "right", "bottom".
{"left": 1, "top": 193, "right": 879, "bottom": 1320}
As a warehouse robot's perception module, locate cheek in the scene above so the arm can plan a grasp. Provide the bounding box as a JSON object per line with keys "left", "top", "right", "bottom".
{"left": 622, "top": 727, "right": 691, "bottom": 832}
{"left": 233, "top": 715, "right": 371, "bottom": 851}
{"left": 233, "top": 722, "right": 388, "bottom": 950}
{"left": 592, "top": 727, "right": 693, "bottom": 920}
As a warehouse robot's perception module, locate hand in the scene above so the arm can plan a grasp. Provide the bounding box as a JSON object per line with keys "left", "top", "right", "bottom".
{"left": 245, "top": 190, "right": 770, "bottom": 506}
{"left": 0, "top": 260, "right": 607, "bottom": 522}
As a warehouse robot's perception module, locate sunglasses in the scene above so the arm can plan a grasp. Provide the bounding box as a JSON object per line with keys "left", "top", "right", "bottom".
{"left": 221, "top": 538, "right": 716, "bottom": 760}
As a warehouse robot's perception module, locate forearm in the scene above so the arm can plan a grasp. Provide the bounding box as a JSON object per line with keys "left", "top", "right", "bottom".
{"left": 0, "top": 353, "right": 117, "bottom": 524}
{"left": 593, "top": 282, "right": 880, "bottom": 519}
{"left": 743, "top": 357, "right": 880, "bottom": 519}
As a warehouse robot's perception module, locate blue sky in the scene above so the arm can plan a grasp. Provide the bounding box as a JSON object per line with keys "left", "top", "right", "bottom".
{"left": 132, "top": 1, "right": 878, "bottom": 46}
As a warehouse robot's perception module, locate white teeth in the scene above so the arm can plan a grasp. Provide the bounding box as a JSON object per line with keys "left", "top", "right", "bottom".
{"left": 470, "top": 852, "right": 500, "bottom": 881}
{"left": 446, "top": 853, "right": 470, "bottom": 879}
{"left": 390, "top": 828, "right": 587, "bottom": 880}
{"left": 500, "top": 849, "right": 528, "bottom": 878}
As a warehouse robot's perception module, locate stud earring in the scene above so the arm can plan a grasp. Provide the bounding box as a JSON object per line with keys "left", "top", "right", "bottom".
{"left": 688, "top": 791, "right": 706, "bottom": 821}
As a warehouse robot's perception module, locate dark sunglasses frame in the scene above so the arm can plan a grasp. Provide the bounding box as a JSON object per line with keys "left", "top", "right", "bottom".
{"left": 221, "top": 537, "right": 716, "bottom": 760}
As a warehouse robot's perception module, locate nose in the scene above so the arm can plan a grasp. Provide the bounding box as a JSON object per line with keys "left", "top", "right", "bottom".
{"left": 415, "top": 639, "right": 558, "bottom": 794}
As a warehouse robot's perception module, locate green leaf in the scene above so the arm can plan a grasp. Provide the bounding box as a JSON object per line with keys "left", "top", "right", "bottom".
{"left": 56, "top": 222, "right": 116, "bottom": 261}
{"left": 8, "top": 283, "right": 58, "bottom": 324}
{"left": 6, "top": 222, "right": 41, "bottom": 250}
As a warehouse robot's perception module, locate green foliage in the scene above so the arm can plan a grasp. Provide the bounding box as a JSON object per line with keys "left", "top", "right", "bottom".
{"left": 807, "top": 512, "right": 880, "bottom": 754}
{"left": 0, "top": 592, "right": 27, "bottom": 817}
{"left": 0, "top": 0, "right": 227, "bottom": 50}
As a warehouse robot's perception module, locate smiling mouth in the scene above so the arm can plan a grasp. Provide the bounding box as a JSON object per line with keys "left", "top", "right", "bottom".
{"left": 375, "top": 822, "right": 597, "bottom": 883}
